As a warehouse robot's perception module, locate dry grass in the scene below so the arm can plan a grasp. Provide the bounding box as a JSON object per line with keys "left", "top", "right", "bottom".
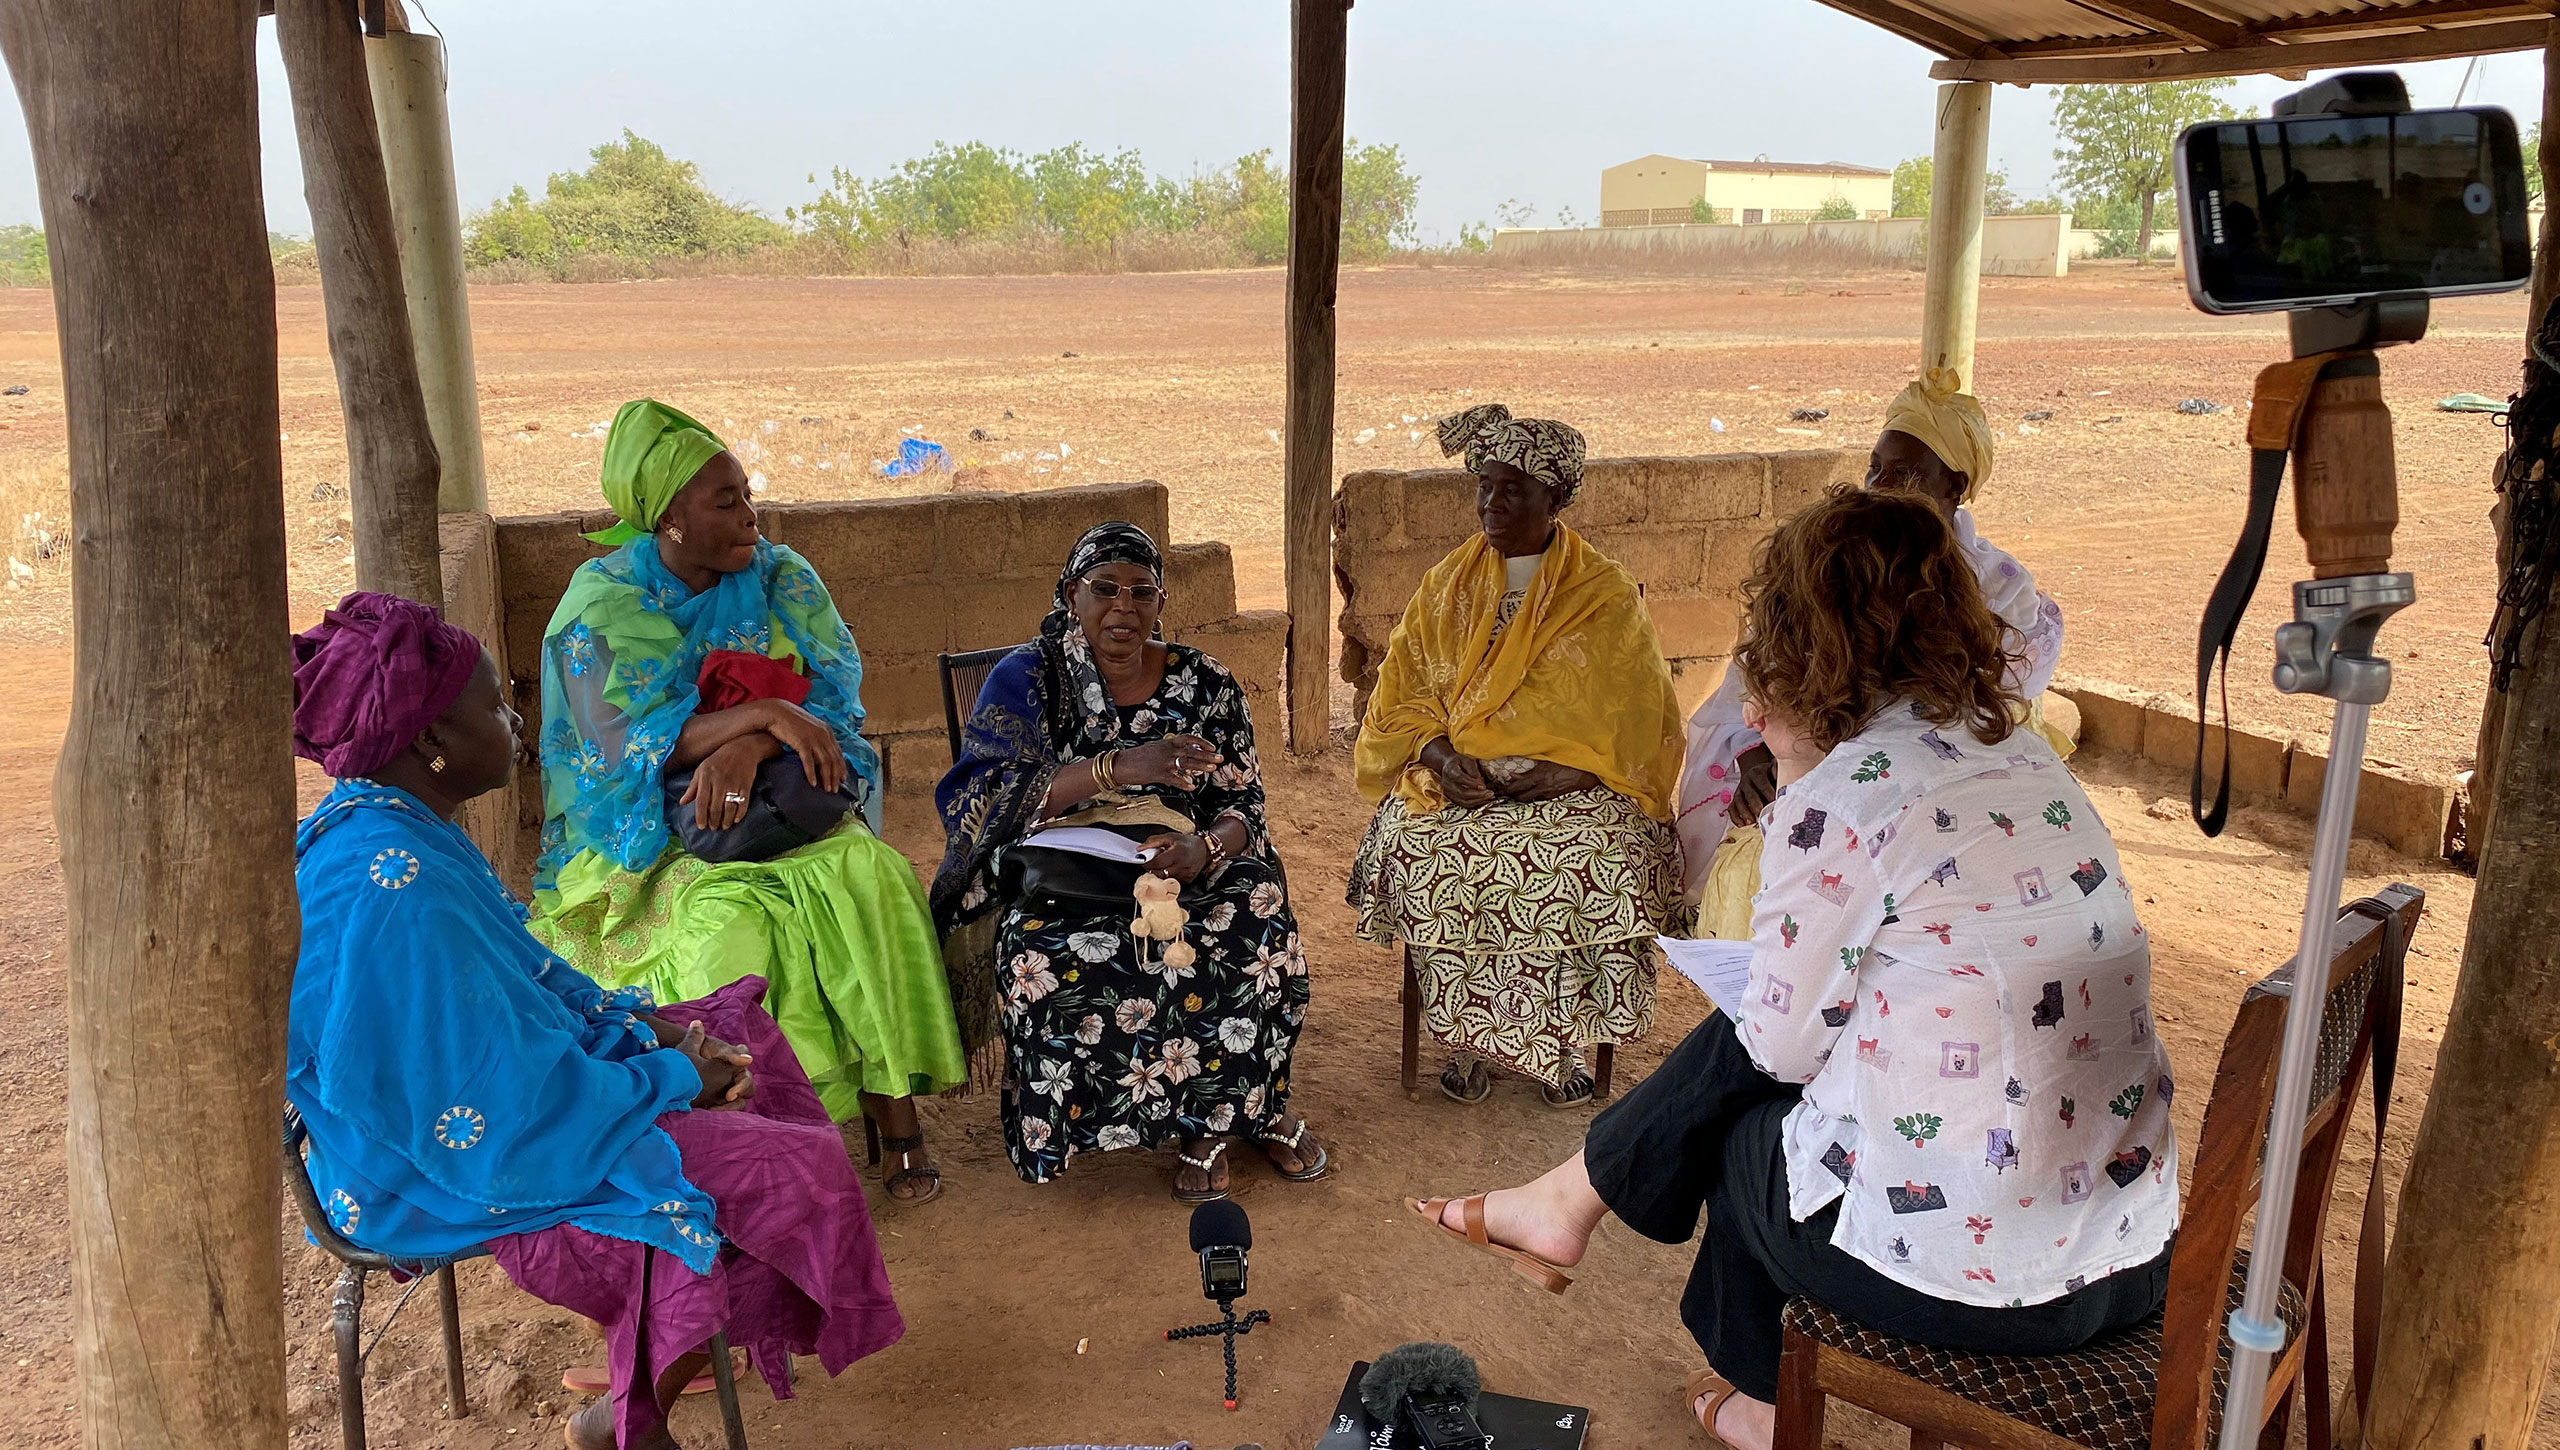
{"left": 0, "top": 456, "right": 69, "bottom": 603}
{"left": 462, "top": 230, "right": 1264, "bottom": 285}
{"left": 1490, "top": 229, "right": 1924, "bottom": 277}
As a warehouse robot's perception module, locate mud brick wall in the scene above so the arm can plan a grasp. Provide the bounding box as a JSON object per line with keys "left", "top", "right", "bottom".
{"left": 481, "top": 481, "right": 1283, "bottom": 890}
{"left": 1332, "top": 450, "right": 1858, "bottom": 721}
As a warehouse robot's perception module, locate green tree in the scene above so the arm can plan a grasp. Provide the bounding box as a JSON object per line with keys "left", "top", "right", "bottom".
{"left": 2051, "top": 79, "right": 2237, "bottom": 262}
{"left": 1813, "top": 195, "right": 1860, "bottom": 221}
{"left": 1341, "top": 139, "right": 1421, "bottom": 260}
{"left": 465, "top": 131, "right": 786, "bottom": 273}
{"left": 1892, "top": 156, "right": 1931, "bottom": 217}
{"left": 2530, "top": 123, "right": 2546, "bottom": 207}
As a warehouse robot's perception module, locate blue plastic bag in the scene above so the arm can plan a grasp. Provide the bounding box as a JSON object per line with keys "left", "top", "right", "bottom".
{"left": 880, "top": 438, "right": 952, "bottom": 478}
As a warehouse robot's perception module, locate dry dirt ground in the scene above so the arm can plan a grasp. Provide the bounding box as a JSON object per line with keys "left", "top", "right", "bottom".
{"left": 0, "top": 266, "right": 2552, "bottom": 1448}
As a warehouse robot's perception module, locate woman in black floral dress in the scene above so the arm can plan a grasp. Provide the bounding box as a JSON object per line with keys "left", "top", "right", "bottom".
{"left": 931, "top": 523, "right": 1327, "bottom": 1199}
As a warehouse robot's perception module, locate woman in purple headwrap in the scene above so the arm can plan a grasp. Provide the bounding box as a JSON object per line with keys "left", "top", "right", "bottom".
{"left": 286, "top": 592, "right": 904, "bottom": 1450}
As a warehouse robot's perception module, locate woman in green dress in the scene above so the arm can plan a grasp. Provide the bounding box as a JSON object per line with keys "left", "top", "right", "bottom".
{"left": 530, "top": 398, "right": 966, "bottom": 1204}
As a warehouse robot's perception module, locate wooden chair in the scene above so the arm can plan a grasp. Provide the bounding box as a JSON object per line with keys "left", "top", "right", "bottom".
{"left": 937, "top": 645, "right": 1018, "bottom": 763}
{"left": 284, "top": 1108, "right": 754, "bottom": 1450}
{"left": 1400, "top": 948, "right": 1615, "bottom": 1100}
{"left": 1772, "top": 883, "right": 2419, "bottom": 1450}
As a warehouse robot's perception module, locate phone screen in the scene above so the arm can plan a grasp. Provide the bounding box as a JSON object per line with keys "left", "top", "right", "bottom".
{"left": 2181, "top": 107, "right": 2531, "bottom": 312}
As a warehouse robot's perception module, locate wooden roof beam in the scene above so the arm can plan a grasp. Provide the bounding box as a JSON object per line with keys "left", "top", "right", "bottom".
{"left": 1811, "top": 0, "right": 2008, "bottom": 59}
{"left": 1931, "top": 14, "right": 2556, "bottom": 82}
{"left": 2061, "top": 0, "right": 2244, "bottom": 49}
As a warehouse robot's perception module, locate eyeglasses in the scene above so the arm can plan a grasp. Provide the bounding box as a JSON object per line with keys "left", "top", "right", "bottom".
{"left": 1082, "top": 580, "right": 1164, "bottom": 604}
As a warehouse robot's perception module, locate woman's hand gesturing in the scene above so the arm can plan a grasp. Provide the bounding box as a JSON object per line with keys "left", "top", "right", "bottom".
{"left": 1112, "top": 735, "right": 1223, "bottom": 791}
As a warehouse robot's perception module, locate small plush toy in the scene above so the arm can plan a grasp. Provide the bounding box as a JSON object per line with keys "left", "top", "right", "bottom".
{"left": 1131, "top": 872, "right": 1197, "bottom": 969}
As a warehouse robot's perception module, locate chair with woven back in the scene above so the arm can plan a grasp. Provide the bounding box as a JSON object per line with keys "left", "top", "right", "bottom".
{"left": 1774, "top": 882, "right": 2419, "bottom": 1450}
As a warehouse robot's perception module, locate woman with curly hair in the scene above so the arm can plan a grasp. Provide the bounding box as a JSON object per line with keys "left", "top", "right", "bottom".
{"left": 1675, "top": 374, "right": 2070, "bottom": 941}
{"left": 1405, "top": 487, "right": 2175, "bottom": 1450}
{"left": 1346, "top": 403, "right": 1689, "bottom": 1108}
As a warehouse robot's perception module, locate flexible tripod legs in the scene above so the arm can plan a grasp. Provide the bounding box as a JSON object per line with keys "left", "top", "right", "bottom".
{"left": 1165, "top": 1300, "right": 1271, "bottom": 1410}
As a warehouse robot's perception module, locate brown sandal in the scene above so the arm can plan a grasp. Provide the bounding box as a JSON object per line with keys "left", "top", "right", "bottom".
{"left": 1406, "top": 1194, "right": 1572, "bottom": 1294}
{"left": 1684, "top": 1368, "right": 1742, "bottom": 1447}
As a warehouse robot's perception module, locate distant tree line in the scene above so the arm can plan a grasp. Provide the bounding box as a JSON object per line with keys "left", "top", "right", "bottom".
{"left": 460, "top": 131, "right": 1422, "bottom": 279}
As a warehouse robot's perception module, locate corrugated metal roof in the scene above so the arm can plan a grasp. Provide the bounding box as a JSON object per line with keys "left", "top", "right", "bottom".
{"left": 1694, "top": 158, "right": 1897, "bottom": 175}
{"left": 1810, "top": 1, "right": 2557, "bottom": 82}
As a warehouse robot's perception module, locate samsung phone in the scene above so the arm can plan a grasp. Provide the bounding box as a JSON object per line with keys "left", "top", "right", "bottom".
{"left": 2177, "top": 106, "right": 2532, "bottom": 314}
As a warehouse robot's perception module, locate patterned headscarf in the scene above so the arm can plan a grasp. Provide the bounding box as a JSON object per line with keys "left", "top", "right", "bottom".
{"left": 1040, "top": 521, "right": 1167, "bottom": 755}
{"left": 1881, "top": 369, "right": 1995, "bottom": 501}
{"left": 587, "top": 398, "right": 729, "bottom": 546}
{"left": 291, "top": 591, "right": 483, "bottom": 778}
{"left": 1437, "top": 402, "right": 1588, "bottom": 503}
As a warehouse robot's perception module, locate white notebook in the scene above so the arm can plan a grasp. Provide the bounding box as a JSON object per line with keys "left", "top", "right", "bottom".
{"left": 1017, "top": 825, "right": 1159, "bottom": 864}
{"left": 1656, "top": 935, "right": 1753, "bottom": 1018}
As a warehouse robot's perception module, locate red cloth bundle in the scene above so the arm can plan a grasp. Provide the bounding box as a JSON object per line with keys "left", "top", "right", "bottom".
{"left": 696, "top": 649, "right": 810, "bottom": 712}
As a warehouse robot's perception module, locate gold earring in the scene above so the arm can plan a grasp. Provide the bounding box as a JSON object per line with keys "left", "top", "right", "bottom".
{"left": 664, "top": 525, "right": 685, "bottom": 544}
{"left": 429, "top": 755, "right": 447, "bottom": 774}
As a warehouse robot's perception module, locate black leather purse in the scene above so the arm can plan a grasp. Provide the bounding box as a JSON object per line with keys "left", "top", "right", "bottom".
{"left": 998, "top": 822, "right": 1219, "bottom": 909}
{"left": 663, "top": 750, "right": 857, "bottom": 864}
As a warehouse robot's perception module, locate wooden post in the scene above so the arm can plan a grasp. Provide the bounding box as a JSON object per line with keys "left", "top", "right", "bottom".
{"left": 1920, "top": 81, "right": 1992, "bottom": 392}
{"left": 2467, "top": 33, "right": 2560, "bottom": 860}
{"left": 2359, "top": 566, "right": 2560, "bottom": 1448}
{"left": 1283, "top": 0, "right": 1349, "bottom": 754}
{"left": 278, "top": 0, "right": 443, "bottom": 605}
{"left": 366, "top": 25, "right": 487, "bottom": 514}
{"left": 0, "top": 2, "right": 298, "bottom": 1447}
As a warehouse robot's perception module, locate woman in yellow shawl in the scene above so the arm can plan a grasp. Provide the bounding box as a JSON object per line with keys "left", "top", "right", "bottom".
{"left": 1347, "top": 405, "right": 1690, "bottom": 1107}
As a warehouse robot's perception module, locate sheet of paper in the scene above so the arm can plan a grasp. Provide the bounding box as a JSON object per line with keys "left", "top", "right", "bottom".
{"left": 1018, "top": 825, "right": 1157, "bottom": 863}
{"left": 1657, "top": 935, "right": 1753, "bottom": 1018}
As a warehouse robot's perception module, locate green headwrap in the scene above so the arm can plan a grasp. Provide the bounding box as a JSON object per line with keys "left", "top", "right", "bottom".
{"left": 585, "top": 398, "right": 729, "bottom": 546}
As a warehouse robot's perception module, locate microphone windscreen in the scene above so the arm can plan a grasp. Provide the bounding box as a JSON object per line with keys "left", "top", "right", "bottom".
{"left": 1188, "top": 1198, "right": 1251, "bottom": 1252}
{"left": 1358, "top": 1342, "right": 1481, "bottom": 1420}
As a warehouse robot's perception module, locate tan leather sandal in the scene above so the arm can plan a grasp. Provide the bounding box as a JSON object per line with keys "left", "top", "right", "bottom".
{"left": 1684, "top": 1367, "right": 1742, "bottom": 1447}
{"left": 1405, "top": 1194, "right": 1572, "bottom": 1294}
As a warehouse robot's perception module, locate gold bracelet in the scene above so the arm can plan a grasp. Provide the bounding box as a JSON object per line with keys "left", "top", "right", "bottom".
{"left": 1093, "top": 751, "right": 1117, "bottom": 791}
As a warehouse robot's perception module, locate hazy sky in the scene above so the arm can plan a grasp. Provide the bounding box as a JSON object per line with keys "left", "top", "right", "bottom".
{"left": 0, "top": 1, "right": 2538, "bottom": 240}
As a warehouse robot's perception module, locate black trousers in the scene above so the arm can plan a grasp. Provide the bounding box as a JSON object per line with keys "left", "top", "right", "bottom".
{"left": 1586, "top": 1015, "right": 2171, "bottom": 1402}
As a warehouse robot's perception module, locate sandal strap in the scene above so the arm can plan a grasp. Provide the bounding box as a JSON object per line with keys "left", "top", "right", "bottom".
{"left": 1177, "top": 1141, "right": 1230, "bottom": 1171}
{"left": 1259, "top": 1117, "right": 1309, "bottom": 1148}
{"left": 1458, "top": 1193, "right": 1491, "bottom": 1248}
{"left": 879, "top": 1131, "right": 927, "bottom": 1153}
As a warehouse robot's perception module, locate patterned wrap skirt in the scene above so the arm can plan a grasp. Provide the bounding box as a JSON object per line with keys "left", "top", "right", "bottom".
{"left": 1348, "top": 787, "right": 1692, "bottom": 1087}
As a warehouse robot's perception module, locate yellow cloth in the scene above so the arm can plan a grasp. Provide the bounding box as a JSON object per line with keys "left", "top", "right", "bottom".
{"left": 1882, "top": 369, "right": 1996, "bottom": 500}
{"left": 1355, "top": 524, "right": 1685, "bottom": 821}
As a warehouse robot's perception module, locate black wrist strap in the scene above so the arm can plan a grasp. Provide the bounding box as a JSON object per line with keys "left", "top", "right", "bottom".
{"left": 2191, "top": 444, "right": 2290, "bottom": 836}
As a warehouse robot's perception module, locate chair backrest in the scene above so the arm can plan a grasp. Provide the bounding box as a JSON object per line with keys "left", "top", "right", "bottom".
{"left": 938, "top": 645, "right": 1020, "bottom": 763}
{"left": 2152, "top": 882, "right": 2423, "bottom": 1449}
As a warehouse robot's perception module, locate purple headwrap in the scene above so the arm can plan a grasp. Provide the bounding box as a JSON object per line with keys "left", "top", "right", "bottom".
{"left": 292, "top": 591, "right": 483, "bottom": 778}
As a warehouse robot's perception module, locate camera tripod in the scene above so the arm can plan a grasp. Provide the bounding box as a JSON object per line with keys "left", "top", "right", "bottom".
{"left": 1165, "top": 1299, "right": 1271, "bottom": 1410}
{"left": 2194, "top": 296, "right": 2420, "bottom": 1450}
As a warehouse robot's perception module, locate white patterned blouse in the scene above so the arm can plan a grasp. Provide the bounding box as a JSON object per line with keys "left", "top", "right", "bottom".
{"left": 1734, "top": 701, "right": 2179, "bottom": 1308}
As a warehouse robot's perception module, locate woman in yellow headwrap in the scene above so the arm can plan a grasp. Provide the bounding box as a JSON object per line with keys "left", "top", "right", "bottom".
{"left": 1674, "top": 372, "right": 2071, "bottom": 939}
{"left": 529, "top": 399, "right": 967, "bottom": 1204}
{"left": 1347, "top": 404, "right": 1691, "bottom": 1107}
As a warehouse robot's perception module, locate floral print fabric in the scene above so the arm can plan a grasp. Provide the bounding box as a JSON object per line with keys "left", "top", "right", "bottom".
{"left": 1734, "top": 702, "right": 2178, "bottom": 1308}
{"left": 1347, "top": 787, "right": 1691, "bottom": 1087}
{"left": 993, "top": 645, "right": 1309, "bottom": 1183}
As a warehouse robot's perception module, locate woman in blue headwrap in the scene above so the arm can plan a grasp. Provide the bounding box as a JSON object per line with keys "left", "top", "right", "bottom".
{"left": 529, "top": 399, "right": 966, "bottom": 1205}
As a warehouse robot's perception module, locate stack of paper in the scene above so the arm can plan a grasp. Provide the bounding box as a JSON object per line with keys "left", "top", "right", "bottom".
{"left": 1017, "top": 825, "right": 1158, "bottom": 863}
{"left": 1656, "top": 936, "right": 1753, "bottom": 1018}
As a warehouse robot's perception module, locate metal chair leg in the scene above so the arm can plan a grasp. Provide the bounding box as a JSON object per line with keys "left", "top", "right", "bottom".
{"left": 708, "top": 1329, "right": 750, "bottom": 1450}
{"left": 437, "top": 1263, "right": 468, "bottom": 1418}
{"left": 1594, "top": 1043, "right": 1616, "bottom": 1100}
{"left": 332, "top": 1264, "right": 369, "bottom": 1450}
{"left": 1400, "top": 948, "right": 1420, "bottom": 1093}
{"left": 863, "top": 1112, "right": 880, "bottom": 1168}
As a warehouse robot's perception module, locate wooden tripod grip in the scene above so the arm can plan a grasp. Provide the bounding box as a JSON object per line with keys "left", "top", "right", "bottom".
{"left": 2292, "top": 362, "right": 2398, "bottom": 578}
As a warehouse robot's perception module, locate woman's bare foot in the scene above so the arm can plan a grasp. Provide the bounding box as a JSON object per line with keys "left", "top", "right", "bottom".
{"left": 1429, "top": 1148, "right": 1609, "bottom": 1269}
{"left": 562, "top": 1346, "right": 709, "bottom": 1450}
{"left": 1256, "top": 1111, "right": 1328, "bottom": 1178}
{"left": 1693, "top": 1386, "right": 1775, "bottom": 1450}
{"left": 861, "top": 1092, "right": 941, "bottom": 1204}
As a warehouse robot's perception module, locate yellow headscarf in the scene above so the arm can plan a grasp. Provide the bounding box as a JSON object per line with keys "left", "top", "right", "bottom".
{"left": 1355, "top": 525, "right": 1685, "bottom": 820}
{"left": 1881, "top": 369, "right": 1995, "bottom": 501}
{"left": 586, "top": 398, "right": 729, "bottom": 545}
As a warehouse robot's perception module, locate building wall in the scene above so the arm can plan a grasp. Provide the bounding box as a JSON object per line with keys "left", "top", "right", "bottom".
{"left": 1601, "top": 155, "right": 1891, "bottom": 227}
{"left": 1331, "top": 450, "right": 1860, "bottom": 722}
{"left": 1493, "top": 213, "right": 2070, "bottom": 279}
{"left": 478, "top": 481, "right": 1284, "bottom": 889}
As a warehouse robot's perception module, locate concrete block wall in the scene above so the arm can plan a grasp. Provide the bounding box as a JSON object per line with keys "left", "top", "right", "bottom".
{"left": 2054, "top": 676, "right": 2455, "bottom": 860}
{"left": 482, "top": 481, "right": 1281, "bottom": 888}
{"left": 1332, "top": 449, "right": 1859, "bottom": 721}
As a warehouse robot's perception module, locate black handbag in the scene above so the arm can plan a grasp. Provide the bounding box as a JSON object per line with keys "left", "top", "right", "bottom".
{"left": 663, "top": 749, "right": 857, "bottom": 865}
{"left": 998, "top": 822, "right": 1217, "bottom": 909}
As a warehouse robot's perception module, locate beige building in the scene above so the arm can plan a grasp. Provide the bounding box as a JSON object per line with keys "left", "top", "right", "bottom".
{"left": 1601, "top": 155, "right": 1893, "bottom": 227}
